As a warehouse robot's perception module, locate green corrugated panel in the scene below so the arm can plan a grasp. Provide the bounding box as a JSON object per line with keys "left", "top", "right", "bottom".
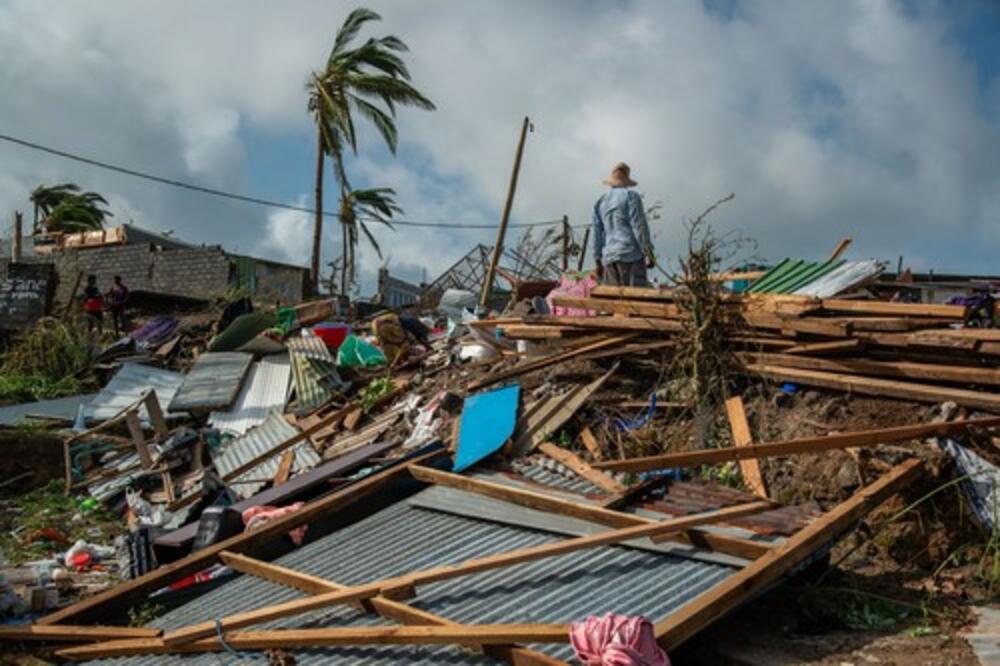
{"left": 747, "top": 258, "right": 799, "bottom": 293}
{"left": 748, "top": 259, "right": 845, "bottom": 294}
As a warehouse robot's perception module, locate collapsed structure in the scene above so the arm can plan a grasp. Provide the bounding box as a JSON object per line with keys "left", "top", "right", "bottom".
{"left": 1, "top": 242, "right": 999, "bottom": 664}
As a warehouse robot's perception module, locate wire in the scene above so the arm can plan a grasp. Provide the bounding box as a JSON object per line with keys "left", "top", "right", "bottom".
{"left": 0, "top": 132, "right": 573, "bottom": 229}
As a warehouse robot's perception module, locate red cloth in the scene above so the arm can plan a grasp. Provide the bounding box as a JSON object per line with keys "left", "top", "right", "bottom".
{"left": 83, "top": 296, "right": 104, "bottom": 313}
{"left": 570, "top": 614, "right": 669, "bottom": 666}
{"left": 242, "top": 502, "right": 308, "bottom": 545}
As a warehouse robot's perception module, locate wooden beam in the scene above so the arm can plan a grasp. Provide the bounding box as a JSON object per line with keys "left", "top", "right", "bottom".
{"left": 656, "top": 459, "right": 923, "bottom": 650}
{"left": 593, "top": 416, "right": 1000, "bottom": 474}
{"left": 821, "top": 298, "right": 965, "bottom": 319}
{"left": 746, "top": 363, "right": 1000, "bottom": 412}
{"left": 0, "top": 625, "right": 161, "bottom": 643}
{"left": 591, "top": 285, "right": 676, "bottom": 301}
{"left": 525, "top": 315, "right": 682, "bottom": 333}
{"left": 273, "top": 449, "right": 296, "bottom": 486}
{"left": 827, "top": 237, "right": 852, "bottom": 261}
{"left": 784, "top": 339, "right": 863, "bottom": 356}
{"left": 408, "top": 465, "right": 772, "bottom": 559}
{"left": 161, "top": 499, "right": 772, "bottom": 645}
{"left": 125, "top": 410, "right": 153, "bottom": 469}
{"left": 59, "top": 625, "right": 572, "bottom": 660}
{"left": 742, "top": 312, "right": 851, "bottom": 338}
{"left": 38, "top": 449, "right": 444, "bottom": 627}
{"left": 538, "top": 442, "right": 625, "bottom": 493}
{"left": 723, "top": 397, "right": 767, "bottom": 499}
{"left": 579, "top": 427, "right": 604, "bottom": 461}
{"left": 743, "top": 352, "right": 1000, "bottom": 387}
{"left": 549, "top": 295, "right": 681, "bottom": 319}
{"left": 467, "top": 334, "right": 633, "bottom": 391}
{"left": 218, "top": 552, "right": 561, "bottom": 666}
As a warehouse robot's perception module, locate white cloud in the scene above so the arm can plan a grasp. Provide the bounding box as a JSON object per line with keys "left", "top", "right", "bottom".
{"left": 0, "top": 0, "right": 997, "bottom": 295}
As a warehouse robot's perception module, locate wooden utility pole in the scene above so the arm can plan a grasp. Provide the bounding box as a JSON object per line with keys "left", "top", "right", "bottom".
{"left": 577, "top": 227, "right": 591, "bottom": 272}
{"left": 561, "top": 215, "right": 569, "bottom": 272}
{"left": 12, "top": 211, "right": 23, "bottom": 262}
{"left": 480, "top": 116, "right": 531, "bottom": 307}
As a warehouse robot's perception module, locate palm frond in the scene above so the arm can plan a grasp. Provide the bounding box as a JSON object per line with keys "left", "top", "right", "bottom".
{"left": 349, "top": 94, "right": 399, "bottom": 152}
{"left": 346, "top": 74, "right": 436, "bottom": 111}
{"left": 329, "top": 7, "right": 381, "bottom": 61}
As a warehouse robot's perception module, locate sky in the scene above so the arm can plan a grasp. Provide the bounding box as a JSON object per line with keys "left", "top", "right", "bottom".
{"left": 1, "top": 0, "right": 998, "bottom": 295}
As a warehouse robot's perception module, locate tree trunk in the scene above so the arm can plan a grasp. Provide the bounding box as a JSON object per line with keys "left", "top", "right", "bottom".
{"left": 340, "top": 208, "right": 349, "bottom": 297}
{"left": 311, "top": 130, "right": 324, "bottom": 294}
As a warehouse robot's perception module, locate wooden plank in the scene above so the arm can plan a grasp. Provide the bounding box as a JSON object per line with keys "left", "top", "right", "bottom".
{"left": 39, "top": 449, "right": 444, "bottom": 627}
{"left": 591, "top": 285, "right": 676, "bottom": 301}
{"left": 59, "top": 625, "right": 572, "bottom": 660}
{"left": 827, "top": 237, "right": 852, "bottom": 261}
{"left": 746, "top": 363, "right": 1000, "bottom": 412}
{"left": 525, "top": 315, "right": 682, "bottom": 333}
{"left": 468, "top": 334, "right": 632, "bottom": 391}
{"left": 0, "top": 625, "right": 161, "bottom": 643}
{"left": 724, "top": 397, "right": 767, "bottom": 499}
{"left": 538, "top": 442, "right": 625, "bottom": 493}
{"left": 273, "top": 449, "right": 296, "bottom": 486}
{"left": 593, "top": 416, "right": 1000, "bottom": 474}
{"left": 143, "top": 391, "right": 169, "bottom": 438}
{"left": 656, "top": 459, "right": 923, "bottom": 650}
{"left": 125, "top": 410, "right": 153, "bottom": 469}
{"left": 161, "top": 499, "right": 772, "bottom": 645}
{"left": 218, "top": 551, "right": 562, "bottom": 666}
{"left": 510, "top": 368, "right": 615, "bottom": 455}
{"left": 743, "top": 352, "right": 1000, "bottom": 387}
{"left": 784, "top": 339, "right": 862, "bottom": 356}
{"left": 579, "top": 427, "right": 603, "bottom": 461}
{"left": 408, "top": 465, "right": 772, "bottom": 559}
{"left": 821, "top": 298, "right": 965, "bottom": 319}
{"left": 742, "top": 312, "right": 851, "bottom": 338}
{"left": 549, "top": 295, "right": 681, "bottom": 319}
{"left": 498, "top": 325, "right": 576, "bottom": 340}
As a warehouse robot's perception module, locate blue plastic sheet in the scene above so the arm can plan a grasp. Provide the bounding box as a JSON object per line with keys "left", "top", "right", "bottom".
{"left": 452, "top": 384, "right": 521, "bottom": 472}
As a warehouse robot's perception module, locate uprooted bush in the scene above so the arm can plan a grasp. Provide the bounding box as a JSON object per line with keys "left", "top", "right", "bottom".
{"left": 0, "top": 317, "right": 97, "bottom": 404}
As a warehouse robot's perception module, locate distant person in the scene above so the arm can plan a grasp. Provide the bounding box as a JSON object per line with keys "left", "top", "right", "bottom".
{"left": 592, "top": 162, "right": 655, "bottom": 287}
{"left": 81, "top": 274, "right": 104, "bottom": 332}
{"left": 106, "top": 275, "right": 130, "bottom": 334}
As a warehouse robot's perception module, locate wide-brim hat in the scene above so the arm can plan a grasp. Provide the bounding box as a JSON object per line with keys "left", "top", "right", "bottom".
{"left": 602, "top": 161, "right": 637, "bottom": 187}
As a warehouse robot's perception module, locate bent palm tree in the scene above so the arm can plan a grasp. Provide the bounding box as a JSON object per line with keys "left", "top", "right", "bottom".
{"left": 307, "top": 7, "right": 435, "bottom": 293}
{"left": 339, "top": 187, "right": 403, "bottom": 291}
{"left": 30, "top": 184, "right": 112, "bottom": 233}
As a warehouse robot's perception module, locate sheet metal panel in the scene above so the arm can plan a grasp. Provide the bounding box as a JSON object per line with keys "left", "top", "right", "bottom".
{"left": 208, "top": 354, "right": 291, "bottom": 435}
{"left": 87, "top": 493, "right": 734, "bottom": 665}
{"left": 793, "top": 259, "right": 884, "bottom": 298}
{"left": 0, "top": 393, "right": 96, "bottom": 426}
{"left": 211, "top": 412, "right": 320, "bottom": 498}
{"left": 168, "top": 352, "right": 253, "bottom": 413}
{"left": 83, "top": 363, "right": 185, "bottom": 424}
{"left": 287, "top": 337, "right": 345, "bottom": 413}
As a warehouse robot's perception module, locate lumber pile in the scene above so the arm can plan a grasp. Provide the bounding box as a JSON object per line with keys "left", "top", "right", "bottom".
{"left": 487, "top": 285, "right": 1000, "bottom": 412}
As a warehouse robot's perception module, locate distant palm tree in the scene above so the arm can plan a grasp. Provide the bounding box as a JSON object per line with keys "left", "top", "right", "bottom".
{"left": 338, "top": 187, "right": 403, "bottom": 290}
{"left": 307, "top": 7, "right": 434, "bottom": 293}
{"left": 30, "top": 184, "right": 112, "bottom": 233}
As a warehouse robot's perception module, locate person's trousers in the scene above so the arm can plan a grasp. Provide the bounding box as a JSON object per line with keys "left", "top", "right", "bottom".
{"left": 603, "top": 260, "right": 649, "bottom": 287}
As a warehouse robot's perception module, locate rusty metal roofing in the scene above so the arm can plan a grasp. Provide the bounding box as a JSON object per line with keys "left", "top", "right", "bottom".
{"left": 168, "top": 352, "right": 253, "bottom": 413}
{"left": 211, "top": 411, "right": 321, "bottom": 499}
{"left": 83, "top": 362, "right": 185, "bottom": 424}
{"left": 208, "top": 353, "right": 292, "bottom": 435}
{"left": 287, "top": 336, "right": 347, "bottom": 413}
{"left": 89, "top": 490, "right": 735, "bottom": 665}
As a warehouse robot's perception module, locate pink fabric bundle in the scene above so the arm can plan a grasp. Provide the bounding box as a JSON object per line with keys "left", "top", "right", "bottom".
{"left": 569, "top": 614, "right": 669, "bottom": 666}
{"left": 547, "top": 273, "right": 599, "bottom": 316}
{"left": 242, "top": 502, "right": 308, "bottom": 545}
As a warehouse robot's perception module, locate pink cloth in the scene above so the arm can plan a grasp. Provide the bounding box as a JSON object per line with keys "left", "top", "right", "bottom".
{"left": 570, "top": 614, "right": 670, "bottom": 666}
{"left": 547, "top": 273, "right": 599, "bottom": 316}
{"left": 242, "top": 502, "right": 308, "bottom": 545}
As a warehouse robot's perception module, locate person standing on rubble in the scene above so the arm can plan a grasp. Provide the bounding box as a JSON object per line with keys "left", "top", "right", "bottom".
{"left": 592, "top": 162, "right": 655, "bottom": 287}
{"left": 81, "top": 274, "right": 104, "bottom": 333}
{"left": 106, "top": 275, "right": 130, "bottom": 335}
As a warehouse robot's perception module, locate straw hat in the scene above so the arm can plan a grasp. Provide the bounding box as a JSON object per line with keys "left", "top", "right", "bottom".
{"left": 602, "top": 162, "right": 637, "bottom": 188}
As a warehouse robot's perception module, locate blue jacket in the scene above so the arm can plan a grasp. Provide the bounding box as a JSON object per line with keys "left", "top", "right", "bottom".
{"left": 592, "top": 187, "right": 653, "bottom": 265}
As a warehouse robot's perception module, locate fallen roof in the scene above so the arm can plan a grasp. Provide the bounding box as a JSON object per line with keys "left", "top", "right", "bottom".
{"left": 208, "top": 354, "right": 292, "bottom": 436}
{"left": 0, "top": 393, "right": 96, "bottom": 426}
{"left": 168, "top": 352, "right": 253, "bottom": 413}
{"left": 84, "top": 363, "right": 185, "bottom": 425}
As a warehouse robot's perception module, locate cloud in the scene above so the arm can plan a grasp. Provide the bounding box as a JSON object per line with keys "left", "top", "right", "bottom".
{"left": 0, "top": 0, "right": 997, "bottom": 297}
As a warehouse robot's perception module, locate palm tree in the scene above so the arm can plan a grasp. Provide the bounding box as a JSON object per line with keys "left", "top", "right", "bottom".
{"left": 29, "top": 184, "right": 112, "bottom": 233}
{"left": 307, "top": 7, "right": 435, "bottom": 293}
{"left": 337, "top": 187, "right": 403, "bottom": 291}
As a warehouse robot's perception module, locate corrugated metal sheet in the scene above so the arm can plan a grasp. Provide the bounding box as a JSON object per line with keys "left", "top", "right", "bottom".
{"left": 84, "top": 363, "right": 185, "bottom": 424}
{"left": 211, "top": 412, "right": 321, "bottom": 498}
{"left": 0, "top": 393, "right": 96, "bottom": 426}
{"left": 507, "top": 455, "right": 606, "bottom": 495}
{"left": 287, "top": 336, "right": 346, "bottom": 413}
{"left": 748, "top": 258, "right": 845, "bottom": 294}
{"left": 88, "top": 495, "right": 734, "bottom": 665}
{"left": 169, "top": 352, "right": 253, "bottom": 413}
{"left": 208, "top": 354, "right": 292, "bottom": 435}
{"left": 793, "top": 259, "right": 884, "bottom": 298}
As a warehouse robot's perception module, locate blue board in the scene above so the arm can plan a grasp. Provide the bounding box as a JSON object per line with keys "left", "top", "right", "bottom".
{"left": 451, "top": 383, "right": 521, "bottom": 472}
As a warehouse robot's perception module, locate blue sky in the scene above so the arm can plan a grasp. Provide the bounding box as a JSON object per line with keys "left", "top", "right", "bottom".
{"left": 1, "top": 0, "right": 998, "bottom": 294}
